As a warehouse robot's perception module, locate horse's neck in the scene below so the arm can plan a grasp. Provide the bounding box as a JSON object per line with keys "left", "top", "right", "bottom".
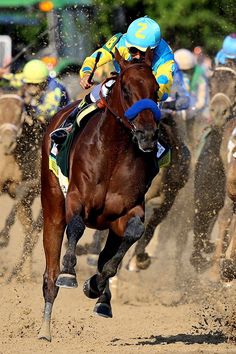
{"left": 100, "top": 87, "right": 131, "bottom": 151}
{"left": 210, "top": 126, "right": 224, "bottom": 149}
{"left": 99, "top": 110, "right": 131, "bottom": 151}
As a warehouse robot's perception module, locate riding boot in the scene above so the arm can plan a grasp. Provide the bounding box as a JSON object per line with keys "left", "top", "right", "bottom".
{"left": 50, "top": 94, "right": 92, "bottom": 145}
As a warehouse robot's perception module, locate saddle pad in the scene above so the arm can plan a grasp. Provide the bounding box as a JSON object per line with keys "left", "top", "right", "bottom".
{"left": 156, "top": 140, "right": 171, "bottom": 168}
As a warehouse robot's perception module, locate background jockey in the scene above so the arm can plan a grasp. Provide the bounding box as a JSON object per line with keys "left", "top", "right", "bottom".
{"left": 1, "top": 59, "right": 70, "bottom": 124}
{"left": 215, "top": 33, "right": 236, "bottom": 66}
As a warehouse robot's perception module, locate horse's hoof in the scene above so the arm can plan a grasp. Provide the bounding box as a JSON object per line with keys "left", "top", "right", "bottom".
{"left": 56, "top": 273, "right": 78, "bottom": 288}
{"left": 0, "top": 236, "right": 9, "bottom": 248}
{"left": 190, "top": 252, "right": 211, "bottom": 273}
{"left": 38, "top": 333, "right": 52, "bottom": 342}
{"left": 203, "top": 240, "right": 215, "bottom": 254}
{"left": 221, "top": 259, "right": 236, "bottom": 282}
{"left": 94, "top": 303, "right": 113, "bottom": 318}
{"left": 136, "top": 253, "right": 151, "bottom": 270}
{"left": 83, "top": 275, "right": 100, "bottom": 299}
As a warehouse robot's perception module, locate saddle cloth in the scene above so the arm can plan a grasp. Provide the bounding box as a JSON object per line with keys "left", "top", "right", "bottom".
{"left": 49, "top": 103, "right": 98, "bottom": 196}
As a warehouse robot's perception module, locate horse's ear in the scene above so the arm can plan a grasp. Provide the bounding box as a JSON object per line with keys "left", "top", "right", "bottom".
{"left": 145, "top": 47, "right": 154, "bottom": 67}
{"left": 114, "top": 47, "right": 126, "bottom": 70}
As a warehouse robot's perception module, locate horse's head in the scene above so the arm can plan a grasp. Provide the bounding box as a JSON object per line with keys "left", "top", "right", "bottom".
{"left": 209, "top": 66, "right": 236, "bottom": 127}
{"left": 112, "top": 48, "right": 160, "bottom": 152}
{"left": 0, "top": 95, "right": 24, "bottom": 154}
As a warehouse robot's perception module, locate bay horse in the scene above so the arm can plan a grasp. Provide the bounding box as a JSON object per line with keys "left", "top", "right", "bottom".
{"left": 0, "top": 91, "right": 44, "bottom": 281}
{"left": 38, "top": 48, "right": 161, "bottom": 341}
{"left": 191, "top": 60, "right": 236, "bottom": 272}
{"left": 208, "top": 118, "right": 236, "bottom": 282}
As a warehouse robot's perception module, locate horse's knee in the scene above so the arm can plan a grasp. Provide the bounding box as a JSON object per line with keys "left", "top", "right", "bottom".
{"left": 125, "top": 216, "right": 144, "bottom": 242}
{"left": 67, "top": 214, "right": 85, "bottom": 242}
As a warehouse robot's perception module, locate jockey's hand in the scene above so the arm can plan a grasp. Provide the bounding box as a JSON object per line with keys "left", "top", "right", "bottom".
{"left": 0, "top": 67, "right": 8, "bottom": 77}
{"left": 80, "top": 74, "right": 93, "bottom": 90}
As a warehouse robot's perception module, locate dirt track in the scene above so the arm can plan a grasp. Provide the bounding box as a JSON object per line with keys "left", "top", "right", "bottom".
{"left": 0, "top": 193, "right": 236, "bottom": 354}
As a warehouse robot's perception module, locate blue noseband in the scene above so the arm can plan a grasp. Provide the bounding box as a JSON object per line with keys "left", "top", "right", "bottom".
{"left": 124, "top": 98, "right": 161, "bottom": 122}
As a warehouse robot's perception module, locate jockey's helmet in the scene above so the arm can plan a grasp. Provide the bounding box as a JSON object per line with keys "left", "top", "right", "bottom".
{"left": 222, "top": 33, "right": 236, "bottom": 59}
{"left": 23, "top": 59, "right": 49, "bottom": 84}
{"left": 126, "top": 16, "right": 161, "bottom": 51}
{"left": 174, "top": 49, "right": 196, "bottom": 70}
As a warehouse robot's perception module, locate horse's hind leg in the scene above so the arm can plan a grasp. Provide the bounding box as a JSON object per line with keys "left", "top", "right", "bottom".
{"left": 83, "top": 215, "right": 144, "bottom": 316}
{"left": 0, "top": 203, "right": 18, "bottom": 248}
{"left": 129, "top": 184, "right": 177, "bottom": 271}
{"left": 38, "top": 193, "right": 66, "bottom": 342}
{"left": 7, "top": 210, "right": 43, "bottom": 282}
{"left": 56, "top": 214, "right": 85, "bottom": 288}
{"left": 221, "top": 210, "right": 236, "bottom": 281}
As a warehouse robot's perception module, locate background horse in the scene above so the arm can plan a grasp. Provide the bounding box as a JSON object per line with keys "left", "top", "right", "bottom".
{"left": 0, "top": 93, "right": 44, "bottom": 281}
{"left": 191, "top": 61, "right": 236, "bottom": 272}
{"left": 206, "top": 118, "right": 236, "bottom": 282}
{"left": 38, "top": 49, "right": 162, "bottom": 341}
{"left": 0, "top": 94, "right": 23, "bottom": 196}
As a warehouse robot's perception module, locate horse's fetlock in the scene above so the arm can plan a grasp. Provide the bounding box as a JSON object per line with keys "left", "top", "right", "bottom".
{"left": 62, "top": 253, "right": 77, "bottom": 269}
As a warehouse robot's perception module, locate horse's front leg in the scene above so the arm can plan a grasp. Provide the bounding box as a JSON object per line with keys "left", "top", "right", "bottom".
{"left": 83, "top": 211, "right": 145, "bottom": 317}
{"left": 56, "top": 190, "right": 85, "bottom": 288}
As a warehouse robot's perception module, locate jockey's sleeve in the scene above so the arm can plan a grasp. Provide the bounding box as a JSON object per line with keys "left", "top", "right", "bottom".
{"left": 2, "top": 73, "right": 24, "bottom": 88}
{"left": 80, "top": 33, "right": 123, "bottom": 78}
{"left": 153, "top": 60, "right": 175, "bottom": 101}
{"left": 34, "top": 87, "right": 62, "bottom": 123}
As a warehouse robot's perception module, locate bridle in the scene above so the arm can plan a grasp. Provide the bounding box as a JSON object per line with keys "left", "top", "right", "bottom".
{"left": 99, "top": 62, "right": 155, "bottom": 134}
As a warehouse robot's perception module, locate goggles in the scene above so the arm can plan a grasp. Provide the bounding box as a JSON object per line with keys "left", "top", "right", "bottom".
{"left": 128, "top": 47, "right": 146, "bottom": 55}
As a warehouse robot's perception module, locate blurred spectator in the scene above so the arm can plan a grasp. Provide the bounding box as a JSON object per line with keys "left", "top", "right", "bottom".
{"left": 193, "top": 46, "right": 212, "bottom": 78}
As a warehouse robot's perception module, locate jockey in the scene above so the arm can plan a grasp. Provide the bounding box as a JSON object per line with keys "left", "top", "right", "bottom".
{"left": 215, "top": 33, "right": 236, "bottom": 66}
{"left": 51, "top": 16, "right": 176, "bottom": 142}
{"left": 1, "top": 59, "right": 70, "bottom": 124}
{"left": 174, "top": 48, "right": 208, "bottom": 118}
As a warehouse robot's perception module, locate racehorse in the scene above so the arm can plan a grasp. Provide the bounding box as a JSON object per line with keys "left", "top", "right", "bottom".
{"left": 38, "top": 48, "right": 162, "bottom": 341}
{"left": 0, "top": 92, "right": 43, "bottom": 281}
{"left": 191, "top": 61, "right": 236, "bottom": 272}
{"left": 206, "top": 118, "right": 236, "bottom": 282}
{"left": 0, "top": 94, "right": 23, "bottom": 195}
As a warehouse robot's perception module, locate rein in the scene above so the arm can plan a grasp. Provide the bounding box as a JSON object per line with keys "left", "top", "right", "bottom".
{"left": 99, "top": 63, "right": 154, "bottom": 133}
{"left": 210, "top": 66, "right": 236, "bottom": 108}
{"left": 214, "top": 66, "right": 236, "bottom": 76}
